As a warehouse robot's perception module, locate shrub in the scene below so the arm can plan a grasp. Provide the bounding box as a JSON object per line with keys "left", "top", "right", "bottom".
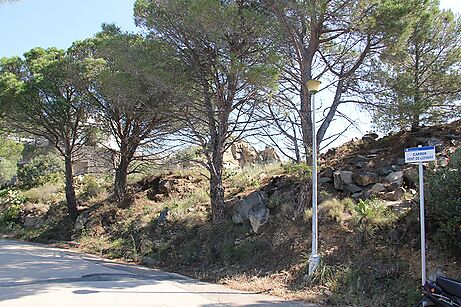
{"left": 353, "top": 198, "right": 397, "bottom": 229}
{"left": 22, "top": 183, "right": 63, "bottom": 204}
{"left": 17, "top": 154, "right": 63, "bottom": 188}
{"left": 77, "top": 175, "right": 106, "bottom": 198}
{"left": 282, "top": 162, "right": 311, "bottom": 181}
{"left": 320, "top": 198, "right": 355, "bottom": 223}
{"left": 426, "top": 148, "right": 461, "bottom": 252}
{"left": 0, "top": 190, "right": 25, "bottom": 224}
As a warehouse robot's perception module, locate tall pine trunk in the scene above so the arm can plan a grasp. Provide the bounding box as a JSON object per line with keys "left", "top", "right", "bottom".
{"left": 114, "top": 142, "right": 136, "bottom": 203}
{"left": 64, "top": 155, "right": 78, "bottom": 221}
{"left": 209, "top": 155, "right": 226, "bottom": 223}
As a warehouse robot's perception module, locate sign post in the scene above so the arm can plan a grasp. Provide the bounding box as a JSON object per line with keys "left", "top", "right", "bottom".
{"left": 404, "top": 145, "right": 436, "bottom": 287}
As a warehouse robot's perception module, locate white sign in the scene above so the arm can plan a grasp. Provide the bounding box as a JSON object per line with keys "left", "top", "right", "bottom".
{"left": 404, "top": 146, "right": 436, "bottom": 163}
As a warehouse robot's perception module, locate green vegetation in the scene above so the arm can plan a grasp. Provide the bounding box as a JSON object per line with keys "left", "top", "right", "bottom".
{"left": 427, "top": 148, "right": 461, "bottom": 252}
{"left": 0, "top": 137, "right": 23, "bottom": 186}
{"left": 17, "top": 154, "right": 63, "bottom": 189}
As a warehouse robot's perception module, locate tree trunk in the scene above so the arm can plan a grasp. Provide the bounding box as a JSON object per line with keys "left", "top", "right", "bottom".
{"left": 114, "top": 156, "right": 129, "bottom": 203}
{"left": 114, "top": 141, "right": 136, "bottom": 203}
{"left": 210, "top": 165, "right": 226, "bottom": 223}
{"left": 64, "top": 155, "right": 78, "bottom": 221}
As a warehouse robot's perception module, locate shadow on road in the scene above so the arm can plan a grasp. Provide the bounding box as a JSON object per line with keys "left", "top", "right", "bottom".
{"left": 0, "top": 240, "right": 309, "bottom": 306}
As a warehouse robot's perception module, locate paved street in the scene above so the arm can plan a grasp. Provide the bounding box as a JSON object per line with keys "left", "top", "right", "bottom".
{"left": 0, "top": 239, "right": 311, "bottom": 307}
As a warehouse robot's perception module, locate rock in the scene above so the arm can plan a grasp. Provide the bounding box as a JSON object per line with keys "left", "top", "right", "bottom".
{"left": 385, "top": 171, "right": 404, "bottom": 185}
{"left": 383, "top": 187, "right": 406, "bottom": 201}
{"left": 230, "top": 141, "right": 260, "bottom": 167}
{"left": 248, "top": 202, "right": 270, "bottom": 233}
{"left": 232, "top": 191, "right": 268, "bottom": 224}
{"left": 23, "top": 216, "right": 44, "bottom": 228}
{"left": 371, "top": 183, "right": 386, "bottom": 193}
{"left": 333, "top": 171, "right": 354, "bottom": 190}
{"left": 388, "top": 181, "right": 401, "bottom": 190}
{"left": 158, "top": 179, "right": 173, "bottom": 195}
{"left": 319, "top": 177, "right": 332, "bottom": 184}
{"left": 157, "top": 207, "right": 169, "bottom": 225}
{"left": 355, "top": 172, "right": 379, "bottom": 186}
{"left": 75, "top": 211, "right": 90, "bottom": 232}
{"left": 141, "top": 256, "right": 159, "bottom": 267}
{"left": 362, "top": 133, "right": 379, "bottom": 142}
{"left": 427, "top": 138, "right": 443, "bottom": 147}
{"left": 320, "top": 167, "right": 334, "bottom": 178}
{"left": 259, "top": 146, "right": 280, "bottom": 164}
{"left": 356, "top": 160, "right": 367, "bottom": 169}
{"left": 391, "top": 165, "right": 402, "bottom": 171}
{"left": 346, "top": 183, "right": 363, "bottom": 193}
{"left": 397, "top": 158, "right": 406, "bottom": 166}
{"left": 378, "top": 166, "right": 393, "bottom": 176}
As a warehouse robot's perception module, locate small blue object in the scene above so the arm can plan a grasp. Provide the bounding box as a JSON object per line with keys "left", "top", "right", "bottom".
{"left": 405, "top": 146, "right": 435, "bottom": 152}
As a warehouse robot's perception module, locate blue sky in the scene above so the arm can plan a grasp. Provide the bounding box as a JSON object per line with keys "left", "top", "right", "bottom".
{"left": 1, "top": 0, "right": 459, "bottom": 59}
{"left": 0, "top": 0, "right": 137, "bottom": 58}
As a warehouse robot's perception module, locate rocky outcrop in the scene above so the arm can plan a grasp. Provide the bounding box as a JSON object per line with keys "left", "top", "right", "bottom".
{"left": 232, "top": 191, "right": 269, "bottom": 233}
{"left": 224, "top": 141, "right": 280, "bottom": 168}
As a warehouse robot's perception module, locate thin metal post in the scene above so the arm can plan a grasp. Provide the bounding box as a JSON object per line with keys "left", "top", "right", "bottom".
{"left": 419, "top": 160, "right": 426, "bottom": 286}
{"left": 308, "top": 92, "right": 320, "bottom": 276}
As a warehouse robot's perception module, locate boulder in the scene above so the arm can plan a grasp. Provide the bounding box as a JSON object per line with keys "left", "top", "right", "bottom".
{"left": 385, "top": 171, "right": 404, "bottom": 185}
{"left": 75, "top": 211, "right": 91, "bottom": 232}
{"left": 362, "top": 133, "right": 379, "bottom": 142}
{"left": 158, "top": 179, "right": 174, "bottom": 195}
{"left": 371, "top": 183, "right": 386, "bottom": 194}
{"left": 355, "top": 172, "right": 379, "bottom": 186}
{"left": 320, "top": 167, "right": 334, "bottom": 178}
{"left": 232, "top": 191, "right": 269, "bottom": 233}
{"left": 377, "top": 166, "right": 393, "bottom": 176}
{"left": 23, "top": 216, "right": 44, "bottom": 228}
{"left": 333, "top": 171, "right": 354, "bottom": 190}
{"left": 383, "top": 187, "right": 406, "bottom": 201}
{"left": 346, "top": 183, "right": 363, "bottom": 194}
{"left": 248, "top": 202, "right": 270, "bottom": 233}
{"left": 319, "top": 177, "right": 332, "bottom": 184}
{"left": 259, "top": 146, "right": 281, "bottom": 163}
{"left": 230, "top": 141, "right": 260, "bottom": 167}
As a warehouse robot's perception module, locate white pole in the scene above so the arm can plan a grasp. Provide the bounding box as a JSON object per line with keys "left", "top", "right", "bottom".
{"left": 308, "top": 92, "right": 320, "bottom": 277}
{"left": 419, "top": 160, "right": 426, "bottom": 286}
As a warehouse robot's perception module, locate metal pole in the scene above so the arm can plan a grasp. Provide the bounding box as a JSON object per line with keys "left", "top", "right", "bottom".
{"left": 419, "top": 160, "right": 426, "bottom": 286}
{"left": 308, "top": 92, "right": 320, "bottom": 277}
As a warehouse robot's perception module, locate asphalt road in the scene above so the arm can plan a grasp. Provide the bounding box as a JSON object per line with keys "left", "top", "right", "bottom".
{"left": 0, "top": 239, "right": 314, "bottom": 307}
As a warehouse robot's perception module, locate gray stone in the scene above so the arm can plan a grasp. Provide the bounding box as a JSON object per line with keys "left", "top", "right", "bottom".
{"left": 319, "top": 177, "right": 332, "bottom": 184}
{"left": 355, "top": 172, "right": 379, "bottom": 186}
{"left": 232, "top": 191, "right": 269, "bottom": 233}
{"left": 385, "top": 171, "right": 404, "bottom": 185}
{"left": 248, "top": 202, "right": 270, "bottom": 233}
{"left": 397, "top": 158, "right": 406, "bottom": 166}
{"left": 371, "top": 183, "right": 386, "bottom": 193}
{"left": 346, "top": 183, "right": 363, "bottom": 193}
{"left": 427, "top": 138, "right": 443, "bottom": 147}
{"left": 378, "top": 166, "right": 393, "bottom": 176}
{"left": 321, "top": 167, "right": 334, "bottom": 178}
{"left": 383, "top": 187, "right": 406, "bottom": 201}
{"left": 333, "top": 171, "right": 354, "bottom": 191}
{"left": 23, "top": 216, "right": 44, "bottom": 228}
{"left": 74, "top": 211, "right": 90, "bottom": 232}
{"left": 356, "top": 160, "right": 367, "bottom": 169}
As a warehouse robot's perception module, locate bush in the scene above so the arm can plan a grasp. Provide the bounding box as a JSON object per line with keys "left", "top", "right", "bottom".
{"left": 353, "top": 198, "right": 397, "bottom": 229}
{"left": 77, "top": 175, "right": 106, "bottom": 198}
{"left": 320, "top": 198, "right": 355, "bottom": 223}
{"left": 426, "top": 148, "right": 461, "bottom": 252}
{"left": 0, "top": 190, "right": 25, "bottom": 225}
{"left": 282, "top": 162, "right": 311, "bottom": 181}
{"left": 17, "top": 154, "right": 63, "bottom": 188}
{"left": 22, "top": 183, "right": 63, "bottom": 204}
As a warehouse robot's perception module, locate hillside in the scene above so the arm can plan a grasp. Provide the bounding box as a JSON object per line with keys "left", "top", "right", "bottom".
{"left": 1, "top": 120, "right": 460, "bottom": 306}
